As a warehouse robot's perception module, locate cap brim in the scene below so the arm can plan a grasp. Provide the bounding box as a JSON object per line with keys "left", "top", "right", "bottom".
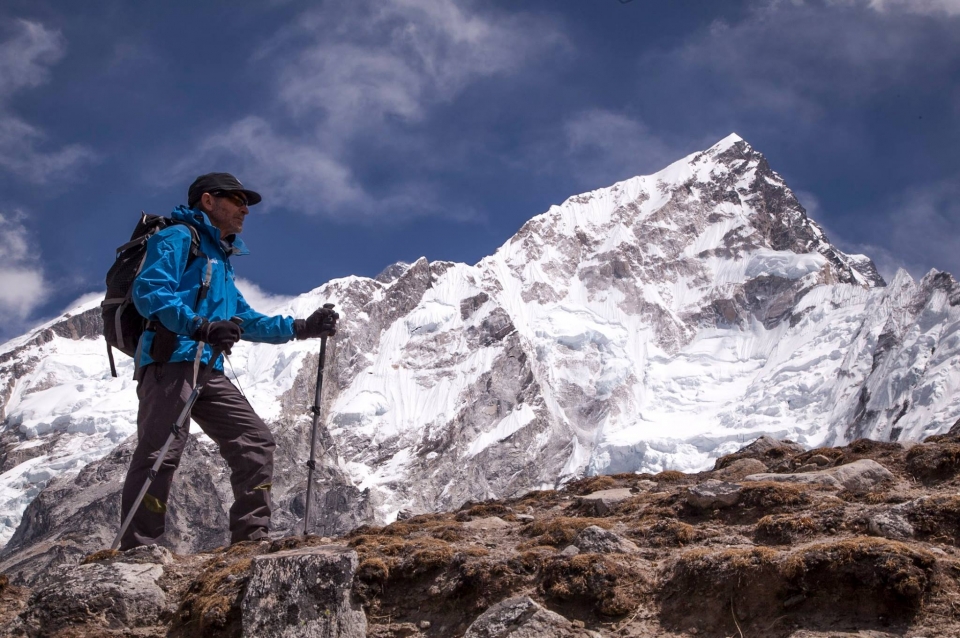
{"left": 237, "top": 189, "right": 262, "bottom": 206}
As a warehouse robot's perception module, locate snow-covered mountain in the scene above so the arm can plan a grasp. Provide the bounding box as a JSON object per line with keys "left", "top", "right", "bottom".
{"left": 2, "top": 134, "right": 960, "bottom": 571}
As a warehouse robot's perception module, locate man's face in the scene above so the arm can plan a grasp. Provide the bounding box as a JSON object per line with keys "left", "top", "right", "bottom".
{"left": 202, "top": 191, "right": 249, "bottom": 237}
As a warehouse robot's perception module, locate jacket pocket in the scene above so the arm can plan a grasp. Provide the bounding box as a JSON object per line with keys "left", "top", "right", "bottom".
{"left": 149, "top": 324, "right": 180, "bottom": 363}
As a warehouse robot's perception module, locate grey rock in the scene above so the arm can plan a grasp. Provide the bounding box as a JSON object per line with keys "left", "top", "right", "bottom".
{"left": 743, "top": 459, "right": 894, "bottom": 492}
{"left": 463, "top": 516, "right": 512, "bottom": 530}
{"left": 827, "top": 459, "right": 895, "bottom": 491}
{"left": 573, "top": 525, "right": 638, "bottom": 554}
{"left": 686, "top": 480, "right": 742, "bottom": 509}
{"left": 796, "top": 463, "right": 821, "bottom": 473}
{"left": 515, "top": 514, "right": 535, "bottom": 522}
{"left": 634, "top": 479, "right": 659, "bottom": 491}
{"left": 713, "top": 458, "right": 767, "bottom": 481}
{"left": 808, "top": 454, "right": 832, "bottom": 466}
{"left": 0, "top": 434, "right": 230, "bottom": 586}
{"left": 560, "top": 545, "right": 580, "bottom": 557}
{"left": 464, "top": 595, "right": 593, "bottom": 638}
{"left": 16, "top": 548, "right": 167, "bottom": 635}
{"left": 715, "top": 436, "right": 806, "bottom": 471}
{"left": 576, "top": 488, "right": 634, "bottom": 515}
{"left": 241, "top": 545, "right": 366, "bottom": 638}
{"left": 743, "top": 471, "right": 842, "bottom": 489}
{"left": 867, "top": 510, "right": 914, "bottom": 541}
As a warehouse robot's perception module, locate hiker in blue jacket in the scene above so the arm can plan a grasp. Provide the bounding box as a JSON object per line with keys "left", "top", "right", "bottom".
{"left": 119, "top": 172, "right": 338, "bottom": 550}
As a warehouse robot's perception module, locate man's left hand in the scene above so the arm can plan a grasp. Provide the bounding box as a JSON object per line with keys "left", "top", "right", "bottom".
{"left": 294, "top": 304, "right": 339, "bottom": 340}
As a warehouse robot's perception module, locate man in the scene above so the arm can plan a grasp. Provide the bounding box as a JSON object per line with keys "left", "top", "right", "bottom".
{"left": 119, "top": 172, "right": 337, "bottom": 550}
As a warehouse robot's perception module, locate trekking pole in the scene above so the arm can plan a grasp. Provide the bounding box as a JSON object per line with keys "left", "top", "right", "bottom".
{"left": 111, "top": 319, "right": 240, "bottom": 551}
{"left": 303, "top": 303, "right": 335, "bottom": 536}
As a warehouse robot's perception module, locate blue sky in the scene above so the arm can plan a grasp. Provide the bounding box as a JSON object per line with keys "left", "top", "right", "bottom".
{"left": 0, "top": 0, "right": 958, "bottom": 343}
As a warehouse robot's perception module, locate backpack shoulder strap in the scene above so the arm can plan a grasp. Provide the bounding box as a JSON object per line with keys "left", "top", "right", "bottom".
{"left": 171, "top": 221, "right": 204, "bottom": 261}
{"left": 169, "top": 221, "right": 211, "bottom": 310}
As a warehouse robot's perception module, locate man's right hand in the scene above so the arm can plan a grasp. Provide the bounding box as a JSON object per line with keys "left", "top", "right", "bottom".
{"left": 193, "top": 319, "right": 243, "bottom": 354}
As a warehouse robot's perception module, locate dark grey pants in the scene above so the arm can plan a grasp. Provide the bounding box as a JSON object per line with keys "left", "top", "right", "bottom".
{"left": 119, "top": 361, "right": 275, "bottom": 550}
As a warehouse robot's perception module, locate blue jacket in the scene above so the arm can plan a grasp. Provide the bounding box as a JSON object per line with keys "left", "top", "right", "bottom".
{"left": 133, "top": 205, "right": 296, "bottom": 370}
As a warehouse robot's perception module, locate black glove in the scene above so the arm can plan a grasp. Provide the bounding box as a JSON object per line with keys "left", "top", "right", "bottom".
{"left": 192, "top": 319, "right": 243, "bottom": 354}
{"left": 294, "top": 303, "right": 339, "bottom": 340}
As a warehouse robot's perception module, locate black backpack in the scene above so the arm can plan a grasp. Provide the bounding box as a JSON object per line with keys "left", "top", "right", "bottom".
{"left": 101, "top": 213, "right": 203, "bottom": 377}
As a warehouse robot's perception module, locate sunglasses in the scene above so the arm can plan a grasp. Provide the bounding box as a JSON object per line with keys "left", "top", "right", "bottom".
{"left": 213, "top": 191, "right": 249, "bottom": 207}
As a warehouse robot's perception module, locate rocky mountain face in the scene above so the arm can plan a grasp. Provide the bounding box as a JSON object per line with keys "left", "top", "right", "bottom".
{"left": 2, "top": 134, "right": 960, "bottom": 583}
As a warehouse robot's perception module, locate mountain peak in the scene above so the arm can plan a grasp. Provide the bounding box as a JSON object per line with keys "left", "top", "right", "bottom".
{"left": 709, "top": 132, "right": 746, "bottom": 153}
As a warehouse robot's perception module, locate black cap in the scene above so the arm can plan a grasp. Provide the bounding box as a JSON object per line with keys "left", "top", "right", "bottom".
{"left": 188, "top": 173, "right": 262, "bottom": 208}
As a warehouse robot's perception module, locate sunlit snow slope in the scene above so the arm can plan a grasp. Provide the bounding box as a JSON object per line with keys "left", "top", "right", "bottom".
{"left": 3, "top": 134, "right": 960, "bottom": 548}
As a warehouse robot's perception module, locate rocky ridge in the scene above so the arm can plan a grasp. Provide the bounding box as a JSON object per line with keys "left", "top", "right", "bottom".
{"left": 3, "top": 433, "right": 960, "bottom": 637}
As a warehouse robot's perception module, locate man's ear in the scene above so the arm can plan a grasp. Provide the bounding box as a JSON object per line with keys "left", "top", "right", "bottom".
{"left": 199, "top": 192, "right": 216, "bottom": 212}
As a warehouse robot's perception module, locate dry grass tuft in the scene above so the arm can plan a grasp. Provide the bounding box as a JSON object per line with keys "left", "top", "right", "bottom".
{"left": 541, "top": 554, "right": 643, "bottom": 616}
{"left": 906, "top": 442, "right": 960, "bottom": 484}
{"left": 398, "top": 539, "right": 456, "bottom": 576}
{"left": 80, "top": 549, "right": 120, "bottom": 565}
{"left": 565, "top": 475, "right": 617, "bottom": 495}
{"left": 453, "top": 558, "right": 522, "bottom": 610}
{"left": 513, "top": 489, "right": 564, "bottom": 511}
{"left": 906, "top": 495, "right": 960, "bottom": 545}
{"left": 520, "top": 517, "right": 612, "bottom": 547}
{"left": 654, "top": 470, "right": 686, "bottom": 483}
{"left": 783, "top": 537, "right": 936, "bottom": 605}
{"left": 456, "top": 501, "right": 514, "bottom": 521}
{"left": 755, "top": 514, "right": 817, "bottom": 545}
{"left": 632, "top": 520, "right": 696, "bottom": 547}
{"left": 738, "top": 481, "right": 810, "bottom": 509}
{"left": 357, "top": 557, "right": 390, "bottom": 583}
{"left": 175, "top": 556, "right": 254, "bottom": 637}
{"left": 431, "top": 525, "right": 465, "bottom": 543}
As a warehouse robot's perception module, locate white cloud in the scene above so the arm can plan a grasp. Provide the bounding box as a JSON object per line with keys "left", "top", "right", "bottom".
{"left": 0, "top": 212, "right": 48, "bottom": 325}
{"left": 878, "top": 180, "right": 960, "bottom": 279}
{"left": 563, "top": 110, "right": 677, "bottom": 186}
{"left": 235, "top": 277, "right": 295, "bottom": 314}
{"left": 185, "top": 0, "right": 563, "bottom": 218}
{"left": 0, "top": 20, "right": 96, "bottom": 183}
{"left": 276, "top": 0, "right": 557, "bottom": 137}
{"left": 800, "top": 181, "right": 960, "bottom": 282}
{"left": 192, "top": 116, "right": 369, "bottom": 211}
{"left": 0, "top": 19, "right": 63, "bottom": 98}
{"left": 641, "top": 0, "right": 960, "bottom": 130}
{"left": 830, "top": 0, "right": 960, "bottom": 16}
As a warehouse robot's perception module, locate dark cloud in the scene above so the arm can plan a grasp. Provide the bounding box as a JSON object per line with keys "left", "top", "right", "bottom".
{"left": 0, "top": 20, "right": 95, "bottom": 184}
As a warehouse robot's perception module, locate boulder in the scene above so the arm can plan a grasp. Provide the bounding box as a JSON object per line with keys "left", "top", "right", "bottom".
{"left": 576, "top": 488, "right": 634, "bottom": 515}
{"left": 867, "top": 510, "right": 915, "bottom": 541}
{"left": 742, "top": 471, "right": 841, "bottom": 489}
{"left": 714, "top": 436, "right": 805, "bottom": 471}
{"left": 828, "top": 459, "right": 895, "bottom": 491}
{"left": 463, "top": 516, "right": 513, "bottom": 530}
{"left": 15, "top": 545, "right": 171, "bottom": 635}
{"left": 744, "top": 459, "right": 895, "bottom": 491}
{"left": 573, "top": 525, "right": 638, "bottom": 554}
{"left": 241, "top": 545, "right": 366, "bottom": 638}
{"left": 712, "top": 458, "right": 767, "bottom": 481}
{"left": 464, "top": 595, "right": 597, "bottom": 638}
{"left": 686, "top": 480, "right": 742, "bottom": 509}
